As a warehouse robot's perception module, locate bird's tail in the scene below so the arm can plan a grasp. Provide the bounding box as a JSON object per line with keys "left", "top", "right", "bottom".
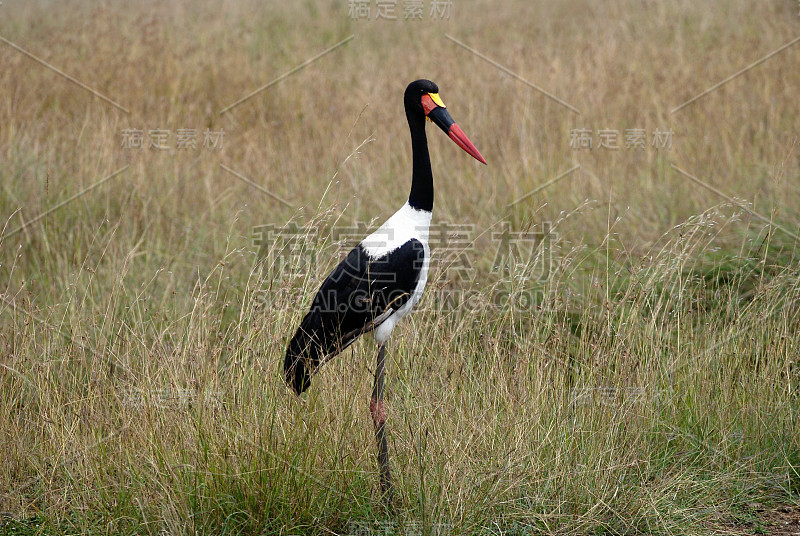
{"left": 284, "top": 318, "right": 321, "bottom": 395}
{"left": 284, "top": 309, "right": 364, "bottom": 395}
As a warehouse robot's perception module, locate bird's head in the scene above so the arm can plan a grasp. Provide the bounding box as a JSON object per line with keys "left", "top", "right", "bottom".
{"left": 404, "top": 79, "right": 487, "bottom": 165}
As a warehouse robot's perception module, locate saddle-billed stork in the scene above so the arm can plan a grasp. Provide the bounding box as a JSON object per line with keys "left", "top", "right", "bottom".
{"left": 284, "top": 79, "right": 485, "bottom": 501}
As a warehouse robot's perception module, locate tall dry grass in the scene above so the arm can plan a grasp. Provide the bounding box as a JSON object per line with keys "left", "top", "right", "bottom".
{"left": 1, "top": 0, "right": 799, "bottom": 534}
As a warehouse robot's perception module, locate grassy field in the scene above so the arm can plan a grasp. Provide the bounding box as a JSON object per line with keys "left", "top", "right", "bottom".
{"left": 1, "top": 0, "right": 799, "bottom": 534}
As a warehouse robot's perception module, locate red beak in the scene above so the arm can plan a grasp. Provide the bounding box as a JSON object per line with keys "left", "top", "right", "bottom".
{"left": 426, "top": 103, "right": 487, "bottom": 165}
{"left": 448, "top": 123, "right": 487, "bottom": 165}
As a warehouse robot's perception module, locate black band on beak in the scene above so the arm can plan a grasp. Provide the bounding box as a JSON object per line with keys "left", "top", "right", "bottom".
{"left": 426, "top": 106, "right": 456, "bottom": 135}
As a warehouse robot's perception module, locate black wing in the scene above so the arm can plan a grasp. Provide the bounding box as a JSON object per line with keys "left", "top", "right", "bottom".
{"left": 284, "top": 239, "right": 425, "bottom": 394}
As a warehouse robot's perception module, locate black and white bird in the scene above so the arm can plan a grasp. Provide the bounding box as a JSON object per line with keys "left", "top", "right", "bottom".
{"left": 284, "top": 79, "right": 485, "bottom": 500}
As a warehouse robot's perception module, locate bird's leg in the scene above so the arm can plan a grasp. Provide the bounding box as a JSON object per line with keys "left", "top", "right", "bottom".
{"left": 370, "top": 343, "right": 393, "bottom": 504}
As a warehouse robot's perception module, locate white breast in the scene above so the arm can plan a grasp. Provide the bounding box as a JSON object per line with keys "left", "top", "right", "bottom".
{"left": 361, "top": 202, "right": 432, "bottom": 258}
{"left": 362, "top": 202, "right": 432, "bottom": 344}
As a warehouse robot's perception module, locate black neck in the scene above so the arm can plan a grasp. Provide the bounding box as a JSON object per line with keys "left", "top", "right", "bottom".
{"left": 407, "top": 113, "right": 434, "bottom": 212}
